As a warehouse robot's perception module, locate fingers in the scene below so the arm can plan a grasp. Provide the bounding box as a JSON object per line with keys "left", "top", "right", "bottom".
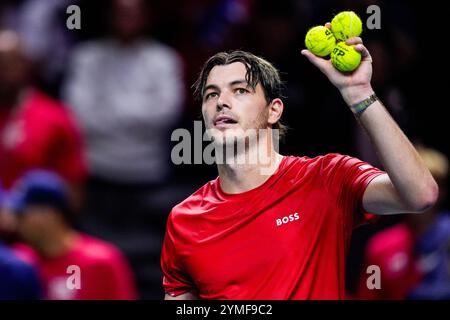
{"left": 345, "top": 37, "right": 363, "bottom": 45}
{"left": 353, "top": 44, "right": 372, "bottom": 62}
{"left": 344, "top": 37, "right": 372, "bottom": 62}
{"left": 325, "top": 22, "right": 331, "bottom": 29}
{"left": 301, "top": 49, "right": 329, "bottom": 72}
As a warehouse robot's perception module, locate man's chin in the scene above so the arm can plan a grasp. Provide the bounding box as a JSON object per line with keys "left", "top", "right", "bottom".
{"left": 206, "top": 128, "right": 246, "bottom": 145}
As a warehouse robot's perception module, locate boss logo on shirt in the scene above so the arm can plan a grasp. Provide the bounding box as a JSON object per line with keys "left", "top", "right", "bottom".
{"left": 276, "top": 213, "right": 300, "bottom": 226}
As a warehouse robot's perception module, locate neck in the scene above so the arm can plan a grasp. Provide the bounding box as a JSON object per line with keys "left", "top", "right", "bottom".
{"left": 114, "top": 35, "right": 142, "bottom": 47}
{"left": 217, "top": 130, "right": 283, "bottom": 194}
{"left": 36, "top": 227, "right": 78, "bottom": 258}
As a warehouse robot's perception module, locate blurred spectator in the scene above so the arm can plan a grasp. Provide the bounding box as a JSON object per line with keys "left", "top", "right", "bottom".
{"left": 62, "top": 0, "right": 184, "bottom": 298}
{"left": 0, "top": 183, "right": 42, "bottom": 300}
{"left": 0, "top": 0, "right": 80, "bottom": 94}
{"left": 0, "top": 30, "right": 86, "bottom": 198}
{"left": 0, "top": 240, "right": 42, "bottom": 300}
{"left": 407, "top": 146, "right": 450, "bottom": 299}
{"left": 7, "top": 170, "right": 137, "bottom": 300}
{"left": 356, "top": 146, "right": 450, "bottom": 299}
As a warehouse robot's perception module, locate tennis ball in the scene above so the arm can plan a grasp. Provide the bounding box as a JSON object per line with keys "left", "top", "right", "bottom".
{"left": 331, "top": 42, "right": 361, "bottom": 72}
{"left": 331, "top": 11, "right": 362, "bottom": 41}
{"left": 304, "top": 26, "right": 336, "bottom": 57}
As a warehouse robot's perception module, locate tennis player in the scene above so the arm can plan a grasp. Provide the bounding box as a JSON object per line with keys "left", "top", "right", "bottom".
{"left": 161, "top": 36, "right": 438, "bottom": 299}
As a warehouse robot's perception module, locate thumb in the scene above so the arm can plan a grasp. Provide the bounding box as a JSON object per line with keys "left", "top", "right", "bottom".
{"left": 301, "top": 49, "right": 329, "bottom": 72}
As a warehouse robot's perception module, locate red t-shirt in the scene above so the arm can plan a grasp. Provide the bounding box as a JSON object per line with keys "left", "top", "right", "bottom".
{"left": 356, "top": 223, "right": 421, "bottom": 300}
{"left": 14, "top": 234, "right": 137, "bottom": 300}
{"left": 161, "top": 154, "right": 385, "bottom": 299}
{"left": 0, "top": 89, "right": 86, "bottom": 189}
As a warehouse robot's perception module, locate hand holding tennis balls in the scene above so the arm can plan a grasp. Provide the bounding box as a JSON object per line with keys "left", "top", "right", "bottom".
{"left": 303, "top": 11, "right": 364, "bottom": 72}
{"left": 301, "top": 31, "right": 373, "bottom": 103}
{"left": 302, "top": 11, "right": 374, "bottom": 106}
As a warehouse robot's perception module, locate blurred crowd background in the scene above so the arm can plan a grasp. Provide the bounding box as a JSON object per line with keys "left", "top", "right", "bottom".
{"left": 0, "top": 0, "right": 448, "bottom": 300}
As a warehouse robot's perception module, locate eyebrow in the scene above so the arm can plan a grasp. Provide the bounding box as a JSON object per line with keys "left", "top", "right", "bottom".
{"left": 229, "top": 79, "right": 249, "bottom": 87}
{"left": 203, "top": 79, "right": 250, "bottom": 95}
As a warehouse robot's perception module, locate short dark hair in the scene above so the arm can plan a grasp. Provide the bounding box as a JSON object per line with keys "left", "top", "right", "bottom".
{"left": 193, "top": 50, "right": 288, "bottom": 139}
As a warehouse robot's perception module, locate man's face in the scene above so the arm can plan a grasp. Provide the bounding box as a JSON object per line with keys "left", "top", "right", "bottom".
{"left": 0, "top": 34, "right": 30, "bottom": 96}
{"left": 201, "top": 62, "right": 271, "bottom": 145}
{"left": 17, "top": 206, "right": 55, "bottom": 246}
{"left": 112, "top": 0, "right": 148, "bottom": 41}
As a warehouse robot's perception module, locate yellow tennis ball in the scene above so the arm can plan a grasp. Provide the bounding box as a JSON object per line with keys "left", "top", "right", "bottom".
{"left": 331, "top": 11, "right": 362, "bottom": 41}
{"left": 331, "top": 42, "right": 361, "bottom": 72}
{"left": 304, "top": 26, "right": 336, "bottom": 57}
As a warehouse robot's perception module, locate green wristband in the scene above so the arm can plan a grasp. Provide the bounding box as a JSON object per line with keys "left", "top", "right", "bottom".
{"left": 350, "top": 94, "right": 378, "bottom": 116}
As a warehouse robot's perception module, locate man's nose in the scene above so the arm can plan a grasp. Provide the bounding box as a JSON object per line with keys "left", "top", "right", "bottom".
{"left": 216, "top": 92, "right": 231, "bottom": 111}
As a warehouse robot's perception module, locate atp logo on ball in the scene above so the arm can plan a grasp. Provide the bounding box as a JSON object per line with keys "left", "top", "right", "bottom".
{"left": 332, "top": 46, "right": 345, "bottom": 57}
{"left": 276, "top": 212, "right": 300, "bottom": 227}
{"left": 331, "top": 42, "right": 361, "bottom": 72}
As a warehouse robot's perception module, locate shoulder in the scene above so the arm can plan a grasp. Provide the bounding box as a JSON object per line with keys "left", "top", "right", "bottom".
{"left": 70, "top": 40, "right": 111, "bottom": 59}
{"left": 138, "top": 40, "right": 183, "bottom": 73}
{"left": 67, "top": 40, "right": 117, "bottom": 71}
{"left": 11, "top": 243, "right": 40, "bottom": 266}
{"left": 316, "top": 153, "right": 359, "bottom": 168}
{"left": 280, "top": 153, "right": 350, "bottom": 178}
{"left": 366, "top": 223, "right": 413, "bottom": 257}
{"left": 0, "top": 243, "right": 38, "bottom": 279}
{"left": 170, "top": 179, "right": 217, "bottom": 219}
{"left": 73, "top": 234, "right": 126, "bottom": 265}
{"left": 26, "top": 90, "right": 77, "bottom": 126}
{"left": 144, "top": 40, "right": 182, "bottom": 62}
{"left": 282, "top": 153, "right": 351, "bottom": 169}
{"left": 301, "top": 153, "right": 376, "bottom": 176}
{"left": 26, "top": 90, "right": 67, "bottom": 115}
{"left": 27, "top": 90, "right": 61, "bottom": 109}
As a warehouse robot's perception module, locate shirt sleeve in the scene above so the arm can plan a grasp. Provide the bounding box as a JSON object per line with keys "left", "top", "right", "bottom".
{"left": 320, "top": 154, "right": 386, "bottom": 230}
{"left": 160, "top": 212, "right": 196, "bottom": 297}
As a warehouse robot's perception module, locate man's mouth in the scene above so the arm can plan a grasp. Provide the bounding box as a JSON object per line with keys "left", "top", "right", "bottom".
{"left": 214, "top": 115, "right": 238, "bottom": 127}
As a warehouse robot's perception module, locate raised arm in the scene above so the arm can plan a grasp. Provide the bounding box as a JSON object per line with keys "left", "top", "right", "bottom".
{"left": 302, "top": 27, "right": 438, "bottom": 215}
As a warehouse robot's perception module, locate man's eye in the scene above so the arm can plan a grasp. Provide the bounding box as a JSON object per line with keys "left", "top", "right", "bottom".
{"left": 236, "top": 88, "right": 249, "bottom": 94}
{"left": 205, "top": 92, "right": 218, "bottom": 100}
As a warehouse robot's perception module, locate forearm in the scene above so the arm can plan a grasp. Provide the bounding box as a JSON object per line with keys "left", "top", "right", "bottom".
{"left": 350, "top": 90, "right": 438, "bottom": 210}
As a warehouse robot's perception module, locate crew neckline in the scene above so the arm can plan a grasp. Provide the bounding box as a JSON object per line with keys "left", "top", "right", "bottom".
{"left": 215, "top": 156, "right": 287, "bottom": 199}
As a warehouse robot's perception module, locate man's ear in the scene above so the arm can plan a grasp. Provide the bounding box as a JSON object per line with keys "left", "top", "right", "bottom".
{"left": 267, "top": 98, "right": 284, "bottom": 125}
